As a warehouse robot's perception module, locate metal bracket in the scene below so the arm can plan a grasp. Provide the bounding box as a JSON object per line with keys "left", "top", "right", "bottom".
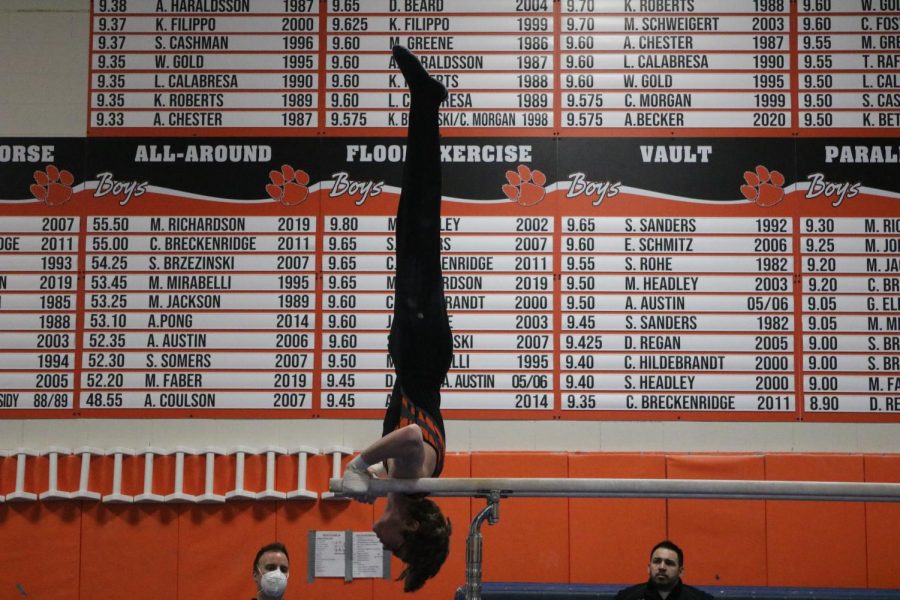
{"left": 465, "top": 491, "right": 502, "bottom": 600}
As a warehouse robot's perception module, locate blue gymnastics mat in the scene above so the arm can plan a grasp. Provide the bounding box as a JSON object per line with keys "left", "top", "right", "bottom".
{"left": 454, "top": 583, "right": 900, "bottom": 599}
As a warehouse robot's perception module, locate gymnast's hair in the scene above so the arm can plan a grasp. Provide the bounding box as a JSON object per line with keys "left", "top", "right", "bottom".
{"left": 395, "top": 497, "right": 452, "bottom": 592}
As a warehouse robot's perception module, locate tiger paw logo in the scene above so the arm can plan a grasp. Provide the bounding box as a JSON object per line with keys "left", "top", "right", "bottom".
{"left": 502, "top": 165, "right": 547, "bottom": 207}
{"left": 741, "top": 165, "right": 785, "bottom": 207}
{"left": 31, "top": 165, "right": 74, "bottom": 206}
{"left": 266, "top": 165, "right": 310, "bottom": 206}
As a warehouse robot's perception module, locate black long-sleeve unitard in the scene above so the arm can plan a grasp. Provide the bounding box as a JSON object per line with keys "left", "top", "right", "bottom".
{"left": 381, "top": 71, "right": 452, "bottom": 478}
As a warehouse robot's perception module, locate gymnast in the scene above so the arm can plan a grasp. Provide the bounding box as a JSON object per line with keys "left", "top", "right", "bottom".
{"left": 341, "top": 45, "right": 452, "bottom": 592}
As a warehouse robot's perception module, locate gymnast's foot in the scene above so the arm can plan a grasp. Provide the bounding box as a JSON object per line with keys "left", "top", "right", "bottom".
{"left": 392, "top": 45, "right": 448, "bottom": 104}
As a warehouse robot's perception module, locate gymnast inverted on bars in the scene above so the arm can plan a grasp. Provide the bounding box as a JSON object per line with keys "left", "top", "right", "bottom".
{"left": 341, "top": 45, "right": 452, "bottom": 592}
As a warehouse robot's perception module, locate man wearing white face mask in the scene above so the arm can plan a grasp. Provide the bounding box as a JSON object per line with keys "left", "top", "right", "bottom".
{"left": 252, "top": 542, "right": 290, "bottom": 600}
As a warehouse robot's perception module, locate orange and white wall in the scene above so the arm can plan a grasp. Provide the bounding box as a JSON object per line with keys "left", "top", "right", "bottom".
{"left": 1, "top": 450, "right": 899, "bottom": 599}
{"left": 1, "top": 2, "right": 899, "bottom": 599}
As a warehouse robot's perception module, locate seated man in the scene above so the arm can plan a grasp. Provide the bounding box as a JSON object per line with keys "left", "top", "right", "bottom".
{"left": 252, "top": 541, "right": 290, "bottom": 600}
{"left": 341, "top": 45, "right": 452, "bottom": 593}
{"left": 615, "top": 540, "right": 713, "bottom": 600}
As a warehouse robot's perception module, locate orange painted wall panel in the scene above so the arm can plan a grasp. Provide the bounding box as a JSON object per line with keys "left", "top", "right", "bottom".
{"left": 276, "top": 500, "right": 326, "bottom": 600}
{"left": 471, "top": 453, "right": 569, "bottom": 584}
{"left": 293, "top": 453, "right": 376, "bottom": 600}
{"left": 765, "top": 454, "right": 867, "bottom": 588}
{"left": 0, "top": 503, "right": 81, "bottom": 600}
{"left": 179, "top": 502, "right": 280, "bottom": 599}
{"left": 667, "top": 455, "right": 768, "bottom": 587}
{"left": 181, "top": 454, "right": 206, "bottom": 496}
{"left": 567, "top": 453, "right": 667, "bottom": 585}
{"left": 80, "top": 505, "right": 180, "bottom": 600}
{"left": 0, "top": 455, "right": 13, "bottom": 496}
{"left": 241, "top": 454, "right": 270, "bottom": 493}
{"left": 149, "top": 454, "right": 177, "bottom": 497}
{"left": 119, "top": 454, "right": 150, "bottom": 497}
{"left": 86, "top": 455, "right": 113, "bottom": 496}
{"left": 51, "top": 454, "right": 83, "bottom": 495}
{"left": 864, "top": 455, "right": 900, "bottom": 589}
{"left": 276, "top": 454, "right": 328, "bottom": 599}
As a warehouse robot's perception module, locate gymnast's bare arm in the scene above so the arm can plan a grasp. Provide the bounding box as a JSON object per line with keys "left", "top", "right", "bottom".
{"left": 358, "top": 424, "right": 436, "bottom": 479}
{"left": 341, "top": 423, "right": 437, "bottom": 501}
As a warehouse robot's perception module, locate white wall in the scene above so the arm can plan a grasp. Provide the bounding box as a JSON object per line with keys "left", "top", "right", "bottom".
{"left": 1, "top": 2, "right": 898, "bottom": 455}
{"left": 2, "top": 418, "right": 900, "bottom": 454}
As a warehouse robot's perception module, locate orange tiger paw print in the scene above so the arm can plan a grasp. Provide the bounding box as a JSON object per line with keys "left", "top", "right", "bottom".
{"left": 266, "top": 165, "right": 310, "bottom": 206}
{"left": 502, "top": 165, "right": 547, "bottom": 207}
{"left": 31, "top": 165, "right": 74, "bottom": 206}
{"left": 741, "top": 165, "right": 785, "bottom": 207}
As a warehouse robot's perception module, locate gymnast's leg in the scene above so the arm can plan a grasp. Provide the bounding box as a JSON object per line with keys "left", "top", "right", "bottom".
{"left": 388, "top": 45, "right": 453, "bottom": 405}
{"left": 342, "top": 46, "right": 451, "bottom": 488}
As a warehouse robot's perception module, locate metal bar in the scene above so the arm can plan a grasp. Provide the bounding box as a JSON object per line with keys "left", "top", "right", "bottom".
{"left": 328, "top": 477, "right": 900, "bottom": 502}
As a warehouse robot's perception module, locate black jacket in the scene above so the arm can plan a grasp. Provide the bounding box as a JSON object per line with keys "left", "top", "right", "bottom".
{"left": 615, "top": 579, "right": 714, "bottom": 600}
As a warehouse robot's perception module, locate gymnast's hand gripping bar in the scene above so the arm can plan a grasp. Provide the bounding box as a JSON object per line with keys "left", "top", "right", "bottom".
{"left": 328, "top": 477, "right": 900, "bottom": 502}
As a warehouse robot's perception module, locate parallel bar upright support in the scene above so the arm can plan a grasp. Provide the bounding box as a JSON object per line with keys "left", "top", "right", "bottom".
{"left": 465, "top": 492, "right": 501, "bottom": 600}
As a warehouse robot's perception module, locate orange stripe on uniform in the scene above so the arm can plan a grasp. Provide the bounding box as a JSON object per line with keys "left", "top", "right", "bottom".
{"left": 398, "top": 396, "right": 445, "bottom": 477}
